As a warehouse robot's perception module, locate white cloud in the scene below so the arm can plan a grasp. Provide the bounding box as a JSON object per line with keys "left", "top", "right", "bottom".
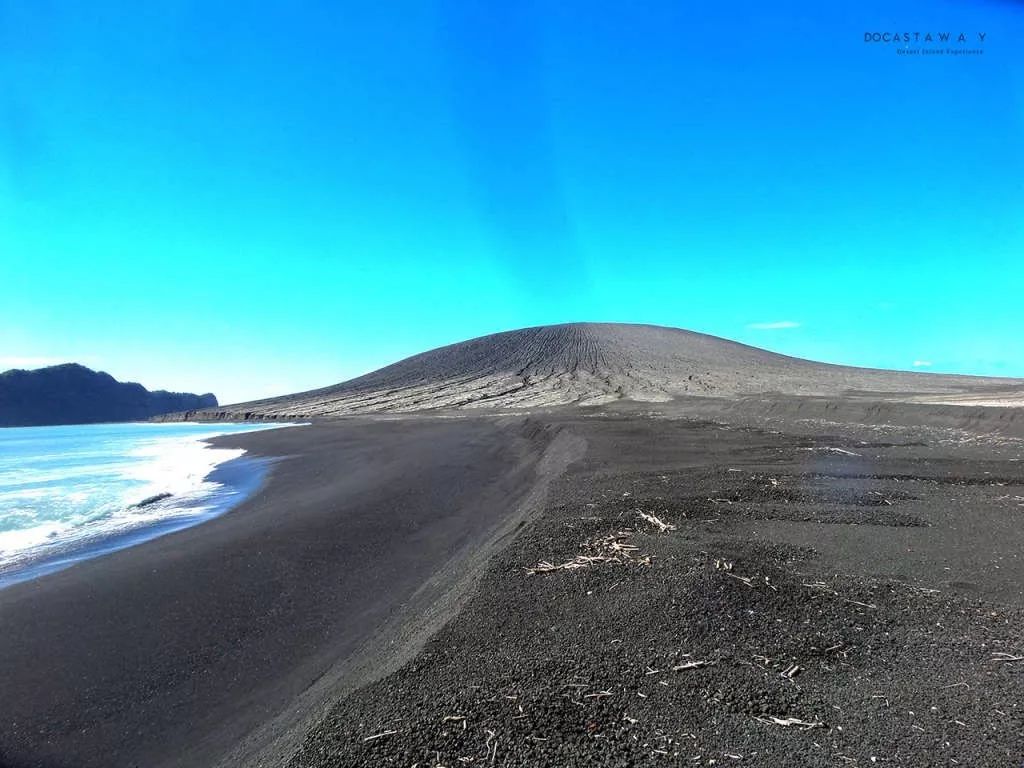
{"left": 912, "top": 360, "right": 933, "bottom": 368}
{"left": 748, "top": 321, "right": 800, "bottom": 330}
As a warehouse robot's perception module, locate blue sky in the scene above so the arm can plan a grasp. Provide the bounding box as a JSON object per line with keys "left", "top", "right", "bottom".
{"left": 2, "top": 0, "right": 1022, "bottom": 403}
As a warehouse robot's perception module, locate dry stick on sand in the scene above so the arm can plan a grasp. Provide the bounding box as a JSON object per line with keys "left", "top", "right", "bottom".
{"left": 591, "top": 532, "right": 641, "bottom": 556}
{"left": 725, "top": 573, "right": 755, "bottom": 588}
{"left": 362, "top": 729, "right": 398, "bottom": 742}
{"left": 720, "top": 565, "right": 780, "bottom": 592}
{"left": 637, "top": 511, "right": 676, "bottom": 532}
{"left": 842, "top": 598, "right": 878, "bottom": 610}
{"left": 991, "top": 652, "right": 1024, "bottom": 663}
{"left": 484, "top": 729, "right": 498, "bottom": 764}
{"left": 797, "top": 447, "right": 861, "bottom": 457}
{"left": 754, "top": 715, "right": 824, "bottom": 730}
{"left": 673, "top": 659, "right": 715, "bottom": 671}
{"left": 802, "top": 581, "right": 878, "bottom": 610}
{"left": 443, "top": 715, "right": 468, "bottom": 732}
{"left": 526, "top": 556, "right": 614, "bottom": 575}
{"left": 842, "top": 597, "right": 877, "bottom": 609}
{"left": 526, "top": 530, "right": 649, "bottom": 575}
{"left": 828, "top": 447, "right": 861, "bottom": 456}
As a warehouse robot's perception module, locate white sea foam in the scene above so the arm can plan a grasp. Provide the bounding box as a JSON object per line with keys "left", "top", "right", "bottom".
{"left": 0, "top": 422, "right": 298, "bottom": 581}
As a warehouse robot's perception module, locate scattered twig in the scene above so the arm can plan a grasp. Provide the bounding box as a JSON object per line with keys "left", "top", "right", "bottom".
{"left": 754, "top": 715, "right": 823, "bottom": 730}
{"left": 896, "top": 583, "right": 941, "bottom": 595}
{"left": 991, "top": 652, "right": 1024, "bottom": 663}
{"left": 484, "top": 729, "right": 497, "bottom": 764}
{"left": 526, "top": 557, "right": 608, "bottom": 575}
{"left": 638, "top": 511, "right": 676, "bottom": 532}
{"left": 802, "top": 581, "right": 837, "bottom": 594}
{"left": 442, "top": 715, "right": 467, "bottom": 730}
{"left": 363, "top": 729, "right": 398, "bottom": 742}
{"left": 527, "top": 530, "right": 652, "bottom": 574}
{"left": 802, "top": 581, "right": 876, "bottom": 609}
{"left": 672, "top": 659, "right": 714, "bottom": 671}
{"left": 843, "top": 598, "right": 878, "bottom": 610}
{"left": 591, "top": 532, "right": 641, "bottom": 556}
{"left": 797, "top": 447, "right": 861, "bottom": 457}
{"left": 725, "top": 573, "right": 755, "bottom": 587}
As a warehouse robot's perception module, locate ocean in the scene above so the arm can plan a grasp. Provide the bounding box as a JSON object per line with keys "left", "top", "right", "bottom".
{"left": 0, "top": 421, "right": 294, "bottom": 587}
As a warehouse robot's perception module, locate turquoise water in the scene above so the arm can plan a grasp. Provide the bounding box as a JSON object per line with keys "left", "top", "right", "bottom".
{"left": 0, "top": 422, "right": 292, "bottom": 585}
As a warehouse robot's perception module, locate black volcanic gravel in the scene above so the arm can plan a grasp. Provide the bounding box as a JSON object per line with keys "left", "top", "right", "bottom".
{"left": 290, "top": 415, "right": 1024, "bottom": 767}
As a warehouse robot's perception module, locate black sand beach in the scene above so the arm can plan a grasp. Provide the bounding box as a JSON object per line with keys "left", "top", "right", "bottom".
{"left": 0, "top": 418, "right": 579, "bottom": 768}
{"left": 286, "top": 408, "right": 1024, "bottom": 767}
{"left": 2, "top": 402, "right": 1023, "bottom": 767}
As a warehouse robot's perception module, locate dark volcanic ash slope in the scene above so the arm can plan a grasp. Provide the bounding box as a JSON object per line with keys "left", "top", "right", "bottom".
{"left": 203, "top": 323, "right": 1023, "bottom": 417}
{"left": 0, "top": 363, "right": 218, "bottom": 427}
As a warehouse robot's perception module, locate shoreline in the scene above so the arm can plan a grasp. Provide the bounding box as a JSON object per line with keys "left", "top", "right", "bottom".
{"left": 0, "top": 453, "right": 272, "bottom": 590}
{"left": 0, "top": 424, "right": 288, "bottom": 590}
{"left": 0, "top": 416, "right": 565, "bottom": 768}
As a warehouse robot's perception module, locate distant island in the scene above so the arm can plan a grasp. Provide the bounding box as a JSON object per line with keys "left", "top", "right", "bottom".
{"left": 0, "top": 363, "right": 217, "bottom": 427}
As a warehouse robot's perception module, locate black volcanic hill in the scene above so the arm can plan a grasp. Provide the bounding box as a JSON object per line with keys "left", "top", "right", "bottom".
{"left": 187, "top": 323, "right": 1023, "bottom": 418}
{"left": 0, "top": 363, "right": 218, "bottom": 427}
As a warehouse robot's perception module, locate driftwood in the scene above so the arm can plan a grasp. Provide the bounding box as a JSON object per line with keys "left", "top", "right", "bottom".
{"left": 637, "top": 511, "right": 676, "bottom": 532}
{"left": 754, "top": 715, "right": 823, "bottom": 730}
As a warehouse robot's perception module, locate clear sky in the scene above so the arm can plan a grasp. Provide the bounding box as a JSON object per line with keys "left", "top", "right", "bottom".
{"left": 2, "top": 0, "right": 1022, "bottom": 404}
